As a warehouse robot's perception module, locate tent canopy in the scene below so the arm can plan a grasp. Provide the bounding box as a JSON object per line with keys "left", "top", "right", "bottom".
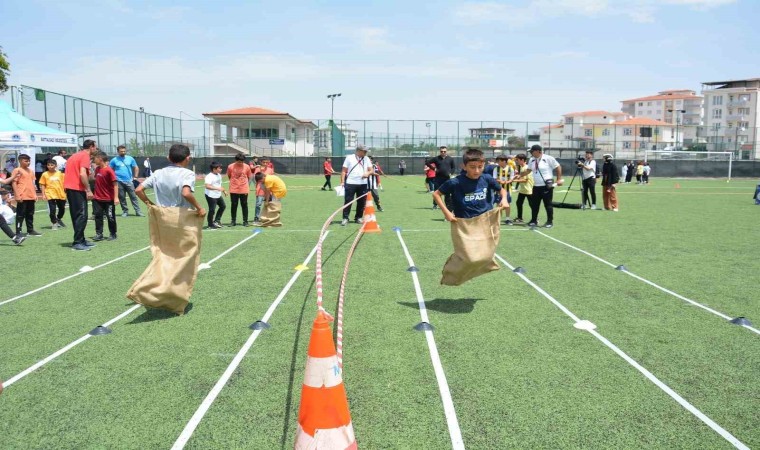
{"left": 0, "top": 100, "right": 78, "bottom": 148}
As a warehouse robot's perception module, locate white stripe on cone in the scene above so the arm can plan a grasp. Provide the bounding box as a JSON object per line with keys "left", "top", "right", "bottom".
{"left": 295, "top": 423, "right": 357, "bottom": 450}
{"left": 303, "top": 355, "right": 343, "bottom": 389}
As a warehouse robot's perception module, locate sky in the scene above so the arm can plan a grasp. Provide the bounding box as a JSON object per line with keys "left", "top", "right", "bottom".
{"left": 1, "top": 0, "right": 758, "bottom": 128}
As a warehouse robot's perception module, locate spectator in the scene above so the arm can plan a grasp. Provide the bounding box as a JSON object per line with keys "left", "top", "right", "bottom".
{"left": 625, "top": 161, "right": 635, "bottom": 183}
{"left": 367, "top": 156, "right": 383, "bottom": 212}
{"left": 643, "top": 162, "right": 651, "bottom": 184}
{"left": 65, "top": 139, "right": 100, "bottom": 251}
{"left": 321, "top": 157, "right": 336, "bottom": 191}
{"left": 527, "top": 145, "right": 563, "bottom": 228}
{"left": 53, "top": 150, "right": 67, "bottom": 171}
{"left": 4, "top": 157, "right": 16, "bottom": 173}
{"left": 143, "top": 157, "right": 152, "bottom": 177}
{"left": 110, "top": 145, "right": 144, "bottom": 217}
{"left": 601, "top": 154, "right": 620, "bottom": 211}
{"left": 92, "top": 152, "right": 119, "bottom": 241}
{"left": 580, "top": 150, "right": 597, "bottom": 209}
{"left": 424, "top": 161, "right": 436, "bottom": 193}
{"left": 227, "top": 153, "right": 253, "bottom": 226}
{"left": 34, "top": 159, "right": 44, "bottom": 191}
{"left": 427, "top": 146, "right": 456, "bottom": 210}
{"left": 398, "top": 159, "right": 406, "bottom": 175}
{"left": 511, "top": 153, "right": 533, "bottom": 223}
{"left": 340, "top": 145, "right": 373, "bottom": 226}
{"left": 39, "top": 159, "right": 67, "bottom": 230}
{"left": 204, "top": 161, "right": 227, "bottom": 229}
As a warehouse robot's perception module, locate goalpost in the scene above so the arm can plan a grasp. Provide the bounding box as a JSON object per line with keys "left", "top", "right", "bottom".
{"left": 644, "top": 150, "right": 734, "bottom": 181}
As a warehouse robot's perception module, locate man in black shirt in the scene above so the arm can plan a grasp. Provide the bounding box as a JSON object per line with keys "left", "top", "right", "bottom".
{"left": 428, "top": 146, "right": 456, "bottom": 210}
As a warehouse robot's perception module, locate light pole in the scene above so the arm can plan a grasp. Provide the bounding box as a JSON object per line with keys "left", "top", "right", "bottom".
{"left": 327, "top": 93, "right": 342, "bottom": 155}
{"left": 668, "top": 109, "right": 686, "bottom": 149}
{"left": 425, "top": 122, "right": 431, "bottom": 148}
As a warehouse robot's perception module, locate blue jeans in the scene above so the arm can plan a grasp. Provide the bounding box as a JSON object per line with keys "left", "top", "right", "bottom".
{"left": 255, "top": 195, "right": 264, "bottom": 221}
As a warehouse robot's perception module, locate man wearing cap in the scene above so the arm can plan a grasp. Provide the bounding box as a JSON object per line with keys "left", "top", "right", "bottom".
{"left": 600, "top": 154, "right": 619, "bottom": 211}
{"left": 340, "top": 145, "right": 373, "bottom": 226}
{"left": 527, "top": 145, "right": 563, "bottom": 228}
{"left": 428, "top": 146, "right": 456, "bottom": 210}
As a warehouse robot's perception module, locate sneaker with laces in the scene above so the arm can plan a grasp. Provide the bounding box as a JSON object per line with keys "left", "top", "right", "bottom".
{"left": 28, "top": 230, "right": 42, "bottom": 237}
{"left": 243, "top": 221, "right": 251, "bottom": 227}
{"left": 71, "top": 243, "right": 91, "bottom": 251}
{"left": 136, "top": 212, "right": 145, "bottom": 217}
{"left": 591, "top": 205, "right": 597, "bottom": 210}
{"left": 355, "top": 218, "right": 364, "bottom": 224}
{"left": 252, "top": 221, "right": 262, "bottom": 227}
{"left": 107, "top": 234, "right": 117, "bottom": 241}
{"left": 504, "top": 219, "right": 513, "bottom": 225}
{"left": 527, "top": 222, "right": 538, "bottom": 227}
{"left": 377, "top": 206, "right": 384, "bottom": 212}
{"left": 612, "top": 208, "right": 618, "bottom": 212}
{"left": 513, "top": 218, "right": 524, "bottom": 224}
{"left": 230, "top": 221, "right": 237, "bottom": 227}
{"left": 340, "top": 219, "right": 348, "bottom": 226}
{"left": 92, "top": 234, "right": 105, "bottom": 241}
{"left": 545, "top": 223, "right": 554, "bottom": 229}
{"left": 84, "top": 240, "right": 97, "bottom": 247}
{"left": 12, "top": 235, "right": 26, "bottom": 245}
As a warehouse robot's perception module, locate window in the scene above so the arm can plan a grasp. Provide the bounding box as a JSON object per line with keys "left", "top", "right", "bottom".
{"left": 623, "top": 141, "right": 631, "bottom": 149}
{"left": 623, "top": 128, "right": 632, "bottom": 136}
{"left": 638, "top": 102, "right": 643, "bottom": 107}
{"left": 739, "top": 121, "right": 749, "bottom": 129}
{"left": 565, "top": 135, "right": 573, "bottom": 140}
{"left": 738, "top": 108, "right": 750, "bottom": 115}
{"left": 647, "top": 101, "right": 652, "bottom": 106}
{"left": 739, "top": 94, "right": 750, "bottom": 102}
{"left": 713, "top": 109, "right": 722, "bottom": 119}
{"left": 602, "top": 128, "right": 610, "bottom": 136}
{"left": 565, "top": 117, "right": 573, "bottom": 124}
{"left": 738, "top": 135, "right": 748, "bottom": 142}
{"left": 713, "top": 96, "right": 723, "bottom": 106}
{"left": 243, "top": 128, "right": 279, "bottom": 138}
{"left": 639, "top": 141, "right": 646, "bottom": 149}
{"left": 584, "top": 129, "right": 592, "bottom": 136}
{"left": 676, "top": 100, "right": 682, "bottom": 105}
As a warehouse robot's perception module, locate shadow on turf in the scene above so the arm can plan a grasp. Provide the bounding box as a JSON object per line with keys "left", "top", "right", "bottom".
{"left": 398, "top": 298, "right": 483, "bottom": 314}
{"left": 127, "top": 303, "right": 194, "bottom": 324}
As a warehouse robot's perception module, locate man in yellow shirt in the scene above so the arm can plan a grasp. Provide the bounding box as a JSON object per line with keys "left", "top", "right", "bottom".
{"left": 39, "top": 160, "right": 67, "bottom": 230}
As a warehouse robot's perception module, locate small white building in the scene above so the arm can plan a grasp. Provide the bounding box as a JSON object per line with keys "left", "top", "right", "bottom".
{"left": 314, "top": 123, "right": 358, "bottom": 155}
{"left": 701, "top": 78, "right": 759, "bottom": 159}
{"left": 540, "top": 111, "right": 627, "bottom": 149}
{"left": 620, "top": 90, "right": 703, "bottom": 146}
{"left": 203, "top": 106, "right": 316, "bottom": 156}
{"left": 468, "top": 127, "right": 515, "bottom": 148}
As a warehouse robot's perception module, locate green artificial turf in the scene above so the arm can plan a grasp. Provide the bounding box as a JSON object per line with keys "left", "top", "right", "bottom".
{"left": 0, "top": 174, "right": 758, "bottom": 449}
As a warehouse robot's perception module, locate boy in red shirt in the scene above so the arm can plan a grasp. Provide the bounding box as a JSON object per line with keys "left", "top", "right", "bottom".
{"left": 92, "top": 152, "right": 119, "bottom": 241}
{"left": 10, "top": 154, "right": 41, "bottom": 237}
{"left": 321, "top": 157, "right": 336, "bottom": 191}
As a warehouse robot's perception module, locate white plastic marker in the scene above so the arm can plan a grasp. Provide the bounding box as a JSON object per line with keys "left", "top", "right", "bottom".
{"left": 495, "top": 253, "right": 750, "bottom": 450}
{"left": 1, "top": 230, "right": 263, "bottom": 390}
{"left": 532, "top": 230, "right": 760, "bottom": 336}
{"left": 0, "top": 246, "right": 150, "bottom": 308}
{"left": 394, "top": 227, "right": 465, "bottom": 450}
{"left": 171, "top": 233, "right": 329, "bottom": 450}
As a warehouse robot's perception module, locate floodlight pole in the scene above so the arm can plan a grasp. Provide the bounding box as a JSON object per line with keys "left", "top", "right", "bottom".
{"left": 327, "top": 93, "right": 342, "bottom": 154}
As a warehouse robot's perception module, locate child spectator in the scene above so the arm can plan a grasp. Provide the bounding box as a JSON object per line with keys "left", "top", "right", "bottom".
{"left": 34, "top": 159, "right": 44, "bottom": 191}
{"left": 493, "top": 155, "right": 514, "bottom": 225}
{"left": 367, "top": 156, "right": 384, "bottom": 211}
{"left": 321, "top": 157, "right": 336, "bottom": 191}
{"left": 204, "top": 161, "right": 227, "bottom": 229}
{"left": 227, "top": 153, "right": 252, "bottom": 226}
{"left": 511, "top": 154, "right": 534, "bottom": 223}
{"left": 39, "top": 159, "right": 67, "bottom": 230}
{"left": 92, "top": 152, "right": 119, "bottom": 241}
{"left": 424, "top": 161, "right": 436, "bottom": 193}
{"left": 10, "top": 154, "right": 41, "bottom": 237}
{"left": 0, "top": 189, "right": 25, "bottom": 245}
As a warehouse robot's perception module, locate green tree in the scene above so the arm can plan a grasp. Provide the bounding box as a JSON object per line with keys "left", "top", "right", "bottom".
{"left": 0, "top": 46, "right": 10, "bottom": 94}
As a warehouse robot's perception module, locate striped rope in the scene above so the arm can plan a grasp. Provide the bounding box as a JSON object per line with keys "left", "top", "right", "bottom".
{"left": 336, "top": 228, "right": 365, "bottom": 368}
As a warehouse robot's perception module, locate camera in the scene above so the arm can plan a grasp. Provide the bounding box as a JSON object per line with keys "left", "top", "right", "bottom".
{"left": 576, "top": 154, "right": 585, "bottom": 167}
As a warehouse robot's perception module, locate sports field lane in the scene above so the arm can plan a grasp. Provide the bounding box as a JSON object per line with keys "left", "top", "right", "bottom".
{"left": 0, "top": 229, "right": 269, "bottom": 448}
{"left": 509, "top": 232, "right": 759, "bottom": 448}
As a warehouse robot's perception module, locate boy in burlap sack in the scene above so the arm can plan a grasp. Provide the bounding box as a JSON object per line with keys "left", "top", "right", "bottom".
{"left": 131, "top": 144, "right": 206, "bottom": 315}
{"left": 254, "top": 171, "right": 287, "bottom": 227}
{"left": 432, "top": 148, "right": 508, "bottom": 286}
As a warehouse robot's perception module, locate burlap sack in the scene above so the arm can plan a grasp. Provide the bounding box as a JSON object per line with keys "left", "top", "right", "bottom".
{"left": 259, "top": 201, "right": 282, "bottom": 227}
{"left": 441, "top": 207, "right": 501, "bottom": 286}
{"left": 126, "top": 205, "right": 203, "bottom": 315}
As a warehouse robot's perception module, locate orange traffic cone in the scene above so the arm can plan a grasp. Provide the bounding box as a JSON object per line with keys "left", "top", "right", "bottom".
{"left": 674, "top": 183, "right": 681, "bottom": 189}
{"left": 361, "top": 193, "right": 381, "bottom": 233}
{"left": 295, "top": 310, "right": 357, "bottom": 449}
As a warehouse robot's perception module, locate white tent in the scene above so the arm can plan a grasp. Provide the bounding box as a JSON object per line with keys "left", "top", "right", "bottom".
{"left": 0, "top": 100, "right": 78, "bottom": 171}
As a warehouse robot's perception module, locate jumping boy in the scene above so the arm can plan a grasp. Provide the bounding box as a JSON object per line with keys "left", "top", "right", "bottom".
{"left": 10, "top": 154, "right": 41, "bottom": 237}
{"left": 204, "top": 161, "right": 227, "bottom": 229}
{"left": 135, "top": 145, "right": 206, "bottom": 216}
{"left": 433, "top": 148, "right": 508, "bottom": 223}
{"left": 39, "top": 159, "right": 67, "bottom": 230}
{"left": 92, "top": 152, "right": 119, "bottom": 241}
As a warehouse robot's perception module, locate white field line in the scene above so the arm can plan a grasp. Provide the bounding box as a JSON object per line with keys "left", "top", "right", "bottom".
{"left": 205, "top": 230, "right": 261, "bottom": 265}
{"left": 494, "top": 253, "right": 750, "bottom": 450}
{"left": 1, "top": 231, "right": 263, "bottom": 390}
{"left": 533, "top": 230, "right": 760, "bottom": 336}
{"left": 171, "top": 233, "right": 328, "bottom": 450}
{"left": 0, "top": 246, "right": 150, "bottom": 308}
{"left": 394, "top": 229, "right": 464, "bottom": 450}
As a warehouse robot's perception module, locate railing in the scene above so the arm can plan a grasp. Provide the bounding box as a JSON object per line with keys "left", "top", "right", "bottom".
{"left": 727, "top": 99, "right": 750, "bottom": 107}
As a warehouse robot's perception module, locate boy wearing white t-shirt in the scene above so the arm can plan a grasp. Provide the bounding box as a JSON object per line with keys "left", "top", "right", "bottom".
{"left": 527, "top": 145, "right": 563, "bottom": 228}
{"left": 204, "top": 162, "right": 227, "bottom": 229}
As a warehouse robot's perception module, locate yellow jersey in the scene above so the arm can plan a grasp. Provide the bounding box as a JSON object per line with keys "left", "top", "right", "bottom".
{"left": 39, "top": 170, "right": 67, "bottom": 200}
{"left": 264, "top": 174, "right": 287, "bottom": 199}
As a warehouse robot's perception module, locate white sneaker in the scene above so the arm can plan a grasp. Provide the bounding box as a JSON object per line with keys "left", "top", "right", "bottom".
{"left": 612, "top": 208, "right": 619, "bottom": 212}
{"left": 340, "top": 219, "right": 348, "bottom": 226}
{"left": 51, "top": 223, "right": 60, "bottom": 230}
{"left": 591, "top": 205, "right": 597, "bottom": 210}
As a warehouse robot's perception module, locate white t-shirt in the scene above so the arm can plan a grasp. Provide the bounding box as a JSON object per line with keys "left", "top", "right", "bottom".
{"left": 53, "top": 155, "right": 66, "bottom": 171}
{"left": 342, "top": 154, "right": 372, "bottom": 185}
{"left": 643, "top": 165, "right": 651, "bottom": 175}
{"left": 0, "top": 203, "right": 15, "bottom": 224}
{"left": 528, "top": 154, "right": 559, "bottom": 187}
{"left": 204, "top": 172, "right": 222, "bottom": 198}
{"left": 141, "top": 165, "right": 197, "bottom": 208}
{"left": 582, "top": 159, "right": 596, "bottom": 180}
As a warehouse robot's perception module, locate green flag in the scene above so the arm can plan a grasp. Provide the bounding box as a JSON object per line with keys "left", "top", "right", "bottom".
{"left": 34, "top": 89, "right": 45, "bottom": 101}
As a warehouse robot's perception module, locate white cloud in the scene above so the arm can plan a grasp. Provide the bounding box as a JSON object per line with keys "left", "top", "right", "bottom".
{"left": 353, "top": 26, "right": 402, "bottom": 51}
{"left": 548, "top": 50, "right": 589, "bottom": 58}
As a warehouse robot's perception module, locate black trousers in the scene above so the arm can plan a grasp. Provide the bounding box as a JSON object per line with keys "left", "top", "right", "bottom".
{"left": 529, "top": 185, "right": 554, "bottom": 224}
{"left": 582, "top": 177, "right": 597, "bottom": 206}
{"left": 399, "top": 168, "right": 405, "bottom": 175}
{"left": 92, "top": 200, "right": 117, "bottom": 236}
{"left": 322, "top": 175, "right": 332, "bottom": 190}
{"left": 433, "top": 177, "right": 453, "bottom": 210}
{"left": 370, "top": 188, "right": 381, "bottom": 206}
{"left": 230, "top": 193, "right": 248, "bottom": 223}
{"left": 15, "top": 200, "right": 35, "bottom": 235}
{"left": 625, "top": 170, "right": 633, "bottom": 183}
{"left": 48, "top": 199, "right": 66, "bottom": 224}
{"left": 205, "top": 195, "right": 226, "bottom": 227}
{"left": 0, "top": 214, "right": 14, "bottom": 238}
{"left": 516, "top": 193, "right": 529, "bottom": 220}
{"left": 343, "top": 183, "right": 367, "bottom": 220}
{"left": 66, "top": 189, "right": 88, "bottom": 245}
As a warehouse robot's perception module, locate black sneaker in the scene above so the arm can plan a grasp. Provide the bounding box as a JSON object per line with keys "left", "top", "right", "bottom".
{"left": 28, "top": 230, "right": 42, "bottom": 237}
{"left": 72, "top": 243, "right": 91, "bottom": 251}
{"left": 230, "top": 221, "right": 237, "bottom": 227}
{"left": 92, "top": 234, "right": 105, "bottom": 241}
{"left": 12, "top": 235, "right": 26, "bottom": 245}
{"left": 504, "top": 219, "right": 513, "bottom": 226}
{"left": 57, "top": 221, "right": 66, "bottom": 228}
{"left": 527, "top": 222, "right": 538, "bottom": 227}
{"left": 107, "top": 234, "right": 117, "bottom": 241}
{"left": 84, "top": 240, "right": 97, "bottom": 247}
{"left": 377, "top": 206, "right": 384, "bottom": 212}
{"left": 243, "top": 221, "right": 251, "bottom": 227}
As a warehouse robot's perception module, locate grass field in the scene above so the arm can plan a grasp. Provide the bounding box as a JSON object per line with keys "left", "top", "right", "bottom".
{"left": 0, "top": 174, "right": 758, "bottom": 449}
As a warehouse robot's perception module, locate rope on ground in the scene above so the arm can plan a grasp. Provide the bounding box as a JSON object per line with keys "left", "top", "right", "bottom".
{"left": 336, "top": 228, "right": 365, "bottom": 368}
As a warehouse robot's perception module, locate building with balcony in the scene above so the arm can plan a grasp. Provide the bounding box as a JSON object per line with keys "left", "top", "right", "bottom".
{"left": 701, "top": 78, "right": 759, "bottom": 159}
{"left": 540, "top": 111, "right": 627, "bottom": 150}
{"left": 468, "top": 127, "right": 515, "bottom": 147}
{"left": 202, "top": 106, "right": 316, "bottom": 156}
{"left": 620, "top": 89, "right": 703, "bottom": 145}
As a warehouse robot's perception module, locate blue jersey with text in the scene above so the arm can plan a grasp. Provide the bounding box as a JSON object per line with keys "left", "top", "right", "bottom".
{"left": 438, "top": 174, "right": 501, "bottom": 219}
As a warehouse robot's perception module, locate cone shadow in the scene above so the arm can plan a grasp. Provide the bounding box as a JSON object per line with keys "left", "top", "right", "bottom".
{"left": 397, "top": 298, "right": 484, "bottom": 314}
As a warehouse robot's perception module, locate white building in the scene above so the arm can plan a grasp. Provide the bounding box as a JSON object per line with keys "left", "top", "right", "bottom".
{"left": 314, "top": 123, "right": 358, "bottom": 154}
{"left": 620, "top": 90, "right": 703, "bottom": 146}
{"left": 468, "top": 127, "right": 515, "bottom": 148}
{"left": 540, "top": 111, "right": 627, "bottom": 150}
{"left": 203, "top": 106, "right": 316, "bottom": 156}
{"left": 701, "top": 78, "right": 760, "bottom": 159}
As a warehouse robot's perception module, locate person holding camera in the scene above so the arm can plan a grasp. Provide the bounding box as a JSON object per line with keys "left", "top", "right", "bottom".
{"left": 527, "top": 145, "right": 563, "bottom": 228}
{"left": 579, "top": 150, "right": 597, "bottom": 209}
{"left": 601, "top": 154, "right": 619, "bottom": 211}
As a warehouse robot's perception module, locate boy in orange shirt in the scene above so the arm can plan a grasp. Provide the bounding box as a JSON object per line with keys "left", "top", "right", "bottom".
{"left": 10, "top": 154, "right": 41, "bottom": 237}
{"left": 39, "top": 159, "right": 67, "bottom": 230}
{"left": 226, "top": 153, "right": 253, "bottom": 226}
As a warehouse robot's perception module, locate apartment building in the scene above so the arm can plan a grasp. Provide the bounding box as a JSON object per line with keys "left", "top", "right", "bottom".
{"left": 540, "top": 111, "right": 627, "bottom": 149}
{"left": 468, "top": 127, "right": 515, "bottom": 147}
{"left": 314, "top": 122, "right": 359, "bottom": 154}
{"left": 701, "top": 78, "right": 760, "bottom": 159}
{"left": 620, "top": 89, "right": 703, "bottom": 145}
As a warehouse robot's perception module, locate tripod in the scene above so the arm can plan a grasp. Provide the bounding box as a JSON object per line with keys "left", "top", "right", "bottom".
{"left": 553, "top": 165, "right": 584, "bottom": 209}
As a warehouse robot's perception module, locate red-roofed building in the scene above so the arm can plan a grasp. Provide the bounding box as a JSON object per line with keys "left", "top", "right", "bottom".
{"left": 620, "top": 89, "right": 703, "bottom": 146}
{"left": 202, "top": 106, "right": 317, "bottom": 156}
